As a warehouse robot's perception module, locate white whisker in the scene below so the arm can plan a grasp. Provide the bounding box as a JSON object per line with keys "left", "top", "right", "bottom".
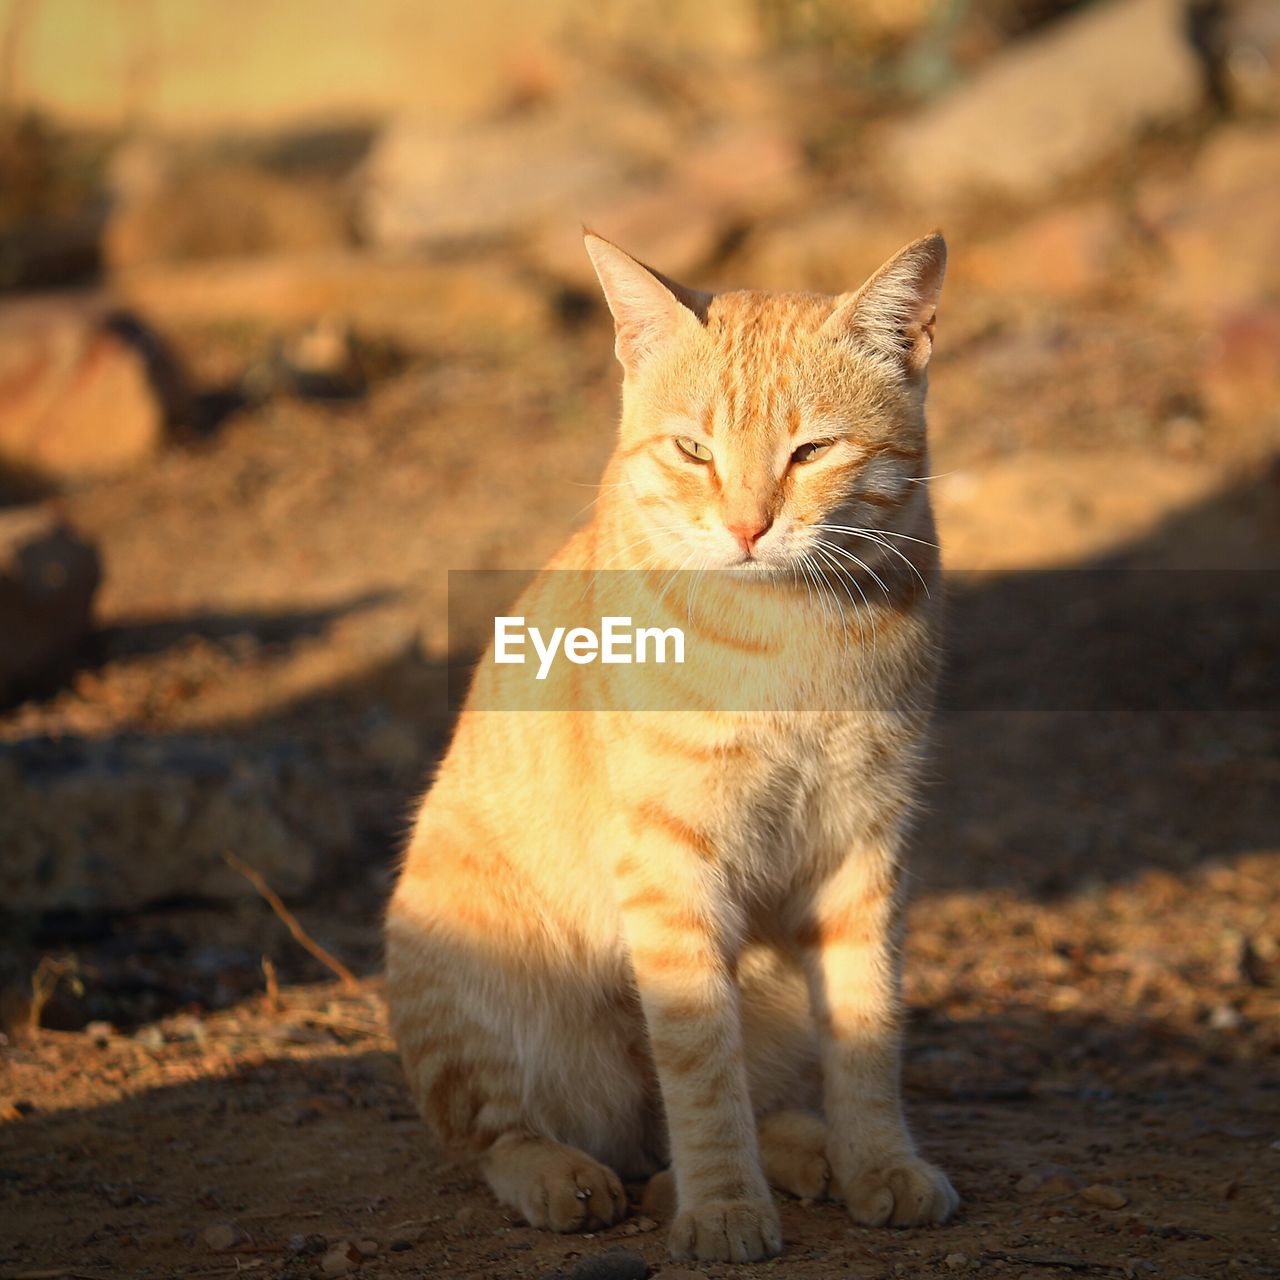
{"left": 810, "top": 541, "right": 874, "bottom": 658}
{"left": 815, "top": 525, "right": 932, "bottom": 598}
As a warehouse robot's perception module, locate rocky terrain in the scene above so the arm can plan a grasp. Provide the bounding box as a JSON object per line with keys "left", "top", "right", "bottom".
{"left": 1, "top": 1, "right": 1277, "bottom": 1277}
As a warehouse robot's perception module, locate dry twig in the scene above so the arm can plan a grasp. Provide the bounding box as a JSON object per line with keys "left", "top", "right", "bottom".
{"left": 260, "top": 955, "right": 282, "bottom": 1013}
{"left": 27, "top": 956, "right": 83, "bottom": 1037}
{"left": 222, "top": 852, "right": 359, "bottom": 992}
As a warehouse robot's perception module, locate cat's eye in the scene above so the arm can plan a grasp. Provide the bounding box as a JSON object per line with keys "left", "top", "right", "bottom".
{"left": 675, "top": 436, "right": 713, "bottom": 463}
{"left": 791, "top": 440, "right": 834, "bottom": 465}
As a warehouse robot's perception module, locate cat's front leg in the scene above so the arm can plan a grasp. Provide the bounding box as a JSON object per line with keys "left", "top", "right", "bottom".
{"left": 797, "top": 845, "right": 958, "bottom": 1227}
{"left": 617, "top": 838, "right": 782, "bottom": 1263}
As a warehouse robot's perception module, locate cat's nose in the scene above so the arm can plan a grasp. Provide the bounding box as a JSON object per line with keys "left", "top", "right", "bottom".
{"left": 726, "top": 516, "right": 773, "bottom": 556}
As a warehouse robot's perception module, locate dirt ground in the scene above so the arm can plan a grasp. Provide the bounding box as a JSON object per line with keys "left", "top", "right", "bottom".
{"left": 2, "top": 48, "right": 1280, "bottom": 1280}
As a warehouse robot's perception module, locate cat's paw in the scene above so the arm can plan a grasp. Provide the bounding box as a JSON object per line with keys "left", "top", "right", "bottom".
{"left": 669, "top": 1197, "right": 783, "bottom": 1263}
{"left": 841, "top": 1156, "right": 959, "bottom": 1227}
{"left": 517, "top": 1150, "right": 628, "bottom": 1232}
{"left": 759, "top": 1110, "right": 831, "bottom": 1200}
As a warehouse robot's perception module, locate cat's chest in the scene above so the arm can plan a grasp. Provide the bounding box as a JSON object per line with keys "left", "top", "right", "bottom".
{"left": 709, "top": 709, "right": 922, "bottom": 867}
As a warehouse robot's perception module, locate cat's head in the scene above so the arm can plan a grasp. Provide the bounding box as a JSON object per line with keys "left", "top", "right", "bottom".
{"left": 584, "top": 231, "right": 945, "bottom": 573}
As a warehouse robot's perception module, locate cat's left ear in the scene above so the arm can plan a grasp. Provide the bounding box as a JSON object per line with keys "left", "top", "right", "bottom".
{"left": 823, "top": 232, "right": 946, "bottom": 378}
{"left": 584, "top": 232, "right": 709, "bottom": 375}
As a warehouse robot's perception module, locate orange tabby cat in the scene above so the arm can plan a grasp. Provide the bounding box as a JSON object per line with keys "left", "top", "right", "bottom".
{"left": 385, "top": 231, "right": 957, "bottom": 1263}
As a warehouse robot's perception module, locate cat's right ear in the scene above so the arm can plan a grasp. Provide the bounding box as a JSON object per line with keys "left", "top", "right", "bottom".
{"left": 584, "top": 232, "right": 709, "bottom": 375}
{"left": 823, "top": 232, "right": 947, "bottom": 379}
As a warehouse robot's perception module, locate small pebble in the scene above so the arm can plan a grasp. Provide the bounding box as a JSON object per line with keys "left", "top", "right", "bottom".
{"left": 454, "top": 1205, "right": 483, "bottom": 1233}
{"left": 202, "top": 1222, "right": 248, "bottom": 1252}
{"left": 320, "top": 1240, "right": 362, "bottom": 1274}
{"left": 1015, "top": 1163, "right": 1081, "bottom": 1197}
{"left": 565, "top": 1247, "right": 649, "bottom": 1280}
{"left": 286, "top": 1232, "right": 328, "bottom": 1255}
{"left": 354, "top": 1238, "right": 379, "bottom": 1257}
{"left": 945, "top": 1252, "right": 969, "bottom": 1270}
{"left": 1081, "top": 1183, "right": 1129, "bottom": 1210}
{"left": 1208, "top": 1004, "right": 1243, "bottom": 1031}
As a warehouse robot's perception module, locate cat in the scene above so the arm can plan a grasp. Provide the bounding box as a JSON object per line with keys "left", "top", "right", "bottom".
{"left": 385, "top": 230, "right": 958, "bottom": 1264}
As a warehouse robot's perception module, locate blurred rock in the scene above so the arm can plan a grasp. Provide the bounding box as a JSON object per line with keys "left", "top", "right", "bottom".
{"left": 105, "top": 143, "right": 350, "bottom": 270}
{"left": 358, "top": 106, "right": 643, "bottom": 249}
{"left": 113, "top": 251, "right": 546, "bottom": 350}
{"left": 0, "top": 736, "right": 354, "bottom": 912}
{"left": 1, "top": 2, "right": 765, "bottom": 136}
{"left": 956, "top": 201, "right": 1132, "bottom": 297}
{"left": 731, "top": 204, "right": 910, "bottom": 295}
{"left": 1199, "top": 301, "right": 1280, "bottom": 424}
{"left": 539, "top": 120, "right": 807, "bottom": 287}
{"left": 1147, "top": 125, "right": 1280, "bottom": 314}
{"left": 0, "top": 506, "right": 101, "bottom": 703}
{"left": 360, "top": 86, "right": 804, "bottom": 278}
{"left": 0, "top": 297, "right": 170, "bottom": 480}
{"left": 889, "top": 0, "right": 1205, "bottom": 202}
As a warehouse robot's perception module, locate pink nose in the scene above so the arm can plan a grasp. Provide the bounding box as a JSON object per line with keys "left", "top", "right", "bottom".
{"left": 726, "top": 516, "right": 772, "bottom": 556}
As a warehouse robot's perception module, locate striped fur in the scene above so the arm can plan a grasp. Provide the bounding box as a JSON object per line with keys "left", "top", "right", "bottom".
{"left": 386, "top": 233, "right": 958, "bottom": 1263}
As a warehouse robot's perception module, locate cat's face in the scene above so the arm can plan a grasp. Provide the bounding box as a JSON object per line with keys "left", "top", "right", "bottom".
{"left": 586, "top": 234, "right": 945, "bottom": 574}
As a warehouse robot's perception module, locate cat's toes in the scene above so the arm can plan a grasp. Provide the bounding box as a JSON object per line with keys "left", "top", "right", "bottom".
{"left": 640, "top": 1167, "right": 676, "bottom": 1217}
{"left": 669, "top": 1197, "right": 783, "bottom": 1263}
{"left": 842, "top": 1156, "right": 958, "bottom": 1228}
{"left": 523, "top": 1153, "right": 628, "bottom": 1232}
{"left": 759, "top": 1111, "right": 831, "bottom": 1200}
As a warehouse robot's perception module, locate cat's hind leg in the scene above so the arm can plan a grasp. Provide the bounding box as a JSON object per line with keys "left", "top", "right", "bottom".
{"left": 386, "top": 822, "right": 649, "bottom": 1233}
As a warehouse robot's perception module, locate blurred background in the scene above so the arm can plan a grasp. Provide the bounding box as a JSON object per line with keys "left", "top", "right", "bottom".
{"left": 0, "top": 2, "right": 1278, "bottom": 1275}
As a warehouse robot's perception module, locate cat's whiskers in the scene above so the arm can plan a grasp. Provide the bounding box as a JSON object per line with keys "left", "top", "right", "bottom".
{"left": 812, "top": 536, "right": 891, "bottom": 607}
{"left": 565, "top": 478, "right": 640, "bottom": 523}
{"left": 682, "top": 553, "right": 713, "bottom": 633}
{"left": 655, "top": 547, "right": 701, "bottom": 619}
{"left": 580, "top": 529, "right": 680, "bottom": 604}
{"left": 793, "top": 558, "right": 815, "bottom": 620}
{"left": 821, "top": 524, "right": 938, "bottom": 551}
{"left": 807, "top": 545, "right": 857, "bottom": 659}
{"left": 588, "top": 522, "right": 690, "bottom": 581}
{"left": 814, "top": 535, "right": 916, "bottom": 604}
{"left": 799, "top": 552, "right": 837, "bottom": 633}
{"left": 809, "top": 542, "right": 874, "bottom": 659}
{"left": 814, "top": 525, "right": 933, "bottom": 598}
